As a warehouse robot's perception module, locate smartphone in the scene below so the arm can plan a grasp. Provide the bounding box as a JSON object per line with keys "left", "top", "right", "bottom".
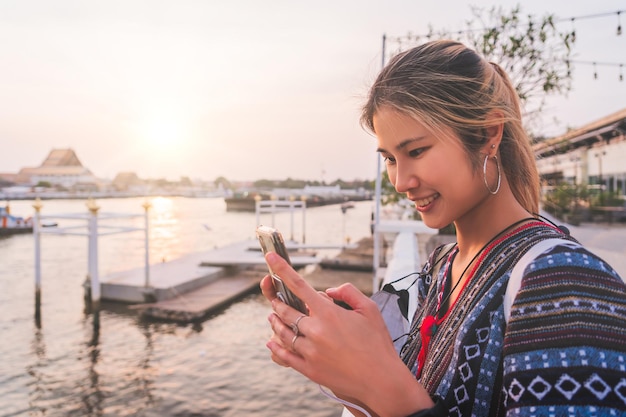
{"left": 256, "top": 225, "right": 308, "bottom": 314}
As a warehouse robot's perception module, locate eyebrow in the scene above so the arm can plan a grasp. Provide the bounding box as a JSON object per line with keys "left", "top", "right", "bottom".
{"left": 376, "top": 136, "right": 427, "bottom": 154}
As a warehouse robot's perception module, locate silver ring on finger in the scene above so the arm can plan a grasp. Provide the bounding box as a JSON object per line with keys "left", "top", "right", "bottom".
{"left": 291, "top": 334, "right": 299, "bottom": 352}
{"left": 290, "top": 314, "right": 306, "bottom": 336}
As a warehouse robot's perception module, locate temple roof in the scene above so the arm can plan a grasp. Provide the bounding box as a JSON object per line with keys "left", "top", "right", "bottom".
{"left": 15, "top": 148, "right": 94, "bottom": 179}
{"left": 40, "top": 149, "right": 84, "bottom": 167}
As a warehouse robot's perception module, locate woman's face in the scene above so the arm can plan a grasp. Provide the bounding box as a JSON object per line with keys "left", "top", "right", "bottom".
{"left": 373, "top": 107, "right": 487, "bottom": 229}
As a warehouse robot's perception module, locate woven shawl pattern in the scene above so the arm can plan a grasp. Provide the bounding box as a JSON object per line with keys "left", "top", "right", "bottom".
{"left": 501, "top": 239, "right": 626, "bottom": 415}
{"left": 401, "top": 223, "right": 586, "bottom": 415}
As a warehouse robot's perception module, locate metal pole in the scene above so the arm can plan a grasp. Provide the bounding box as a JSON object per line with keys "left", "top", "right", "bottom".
{"left": 32, "top": 198, "right": 43, "bottom": 324}
{"left": 142, "top": 200, "right": 152, "bottom": 288}
{"left": 301, "top": 196, "right": 307, "bottom": 244}
{"left": 372, "top": 34, "right": 386, "bottom": 291}
{"left": 289, "top": 197, "right": 295, "bottom": 241}
{"left": 255, "top": 196, "right": 261, "bottom": 227}
{"left": 86, "top": 199, "right": 101, "bottom": 318}
{"left": 342, "top": 209, "right": 346, "bottom": 244}
{"left": 598, "top": 152, "right": 605, "bottom": 188}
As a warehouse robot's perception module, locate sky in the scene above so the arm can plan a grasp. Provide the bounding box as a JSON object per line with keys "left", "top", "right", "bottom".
{"left": 0, "top": 1, "right": 624, "bottom": 183}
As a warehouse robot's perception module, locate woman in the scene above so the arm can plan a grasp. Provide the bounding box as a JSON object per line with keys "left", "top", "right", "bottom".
{"left": 261, "top": 40, "right": 626, "bottom": 416}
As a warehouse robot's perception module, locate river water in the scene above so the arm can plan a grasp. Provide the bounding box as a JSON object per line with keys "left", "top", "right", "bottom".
{"left": 0, "top": 197, "right": 375, "bottom": 417}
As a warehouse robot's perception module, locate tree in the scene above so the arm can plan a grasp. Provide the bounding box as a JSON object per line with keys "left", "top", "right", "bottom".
{"left": 35, "top": 181, "right": 52, "bottom": 188}
{"left": 252, "top": 179, "right": 278, "bottom": 189}
{"left": 215, "top": 176, "right": 233, "bottom": 190}
{"left": 412, "top": 4, "right": 574, "bottom": 134}
{"left": 380, "top": 171, "right": 404, "bottom": 205}
{"left": 468, "top": 6, "right": 573, "bottom": 130}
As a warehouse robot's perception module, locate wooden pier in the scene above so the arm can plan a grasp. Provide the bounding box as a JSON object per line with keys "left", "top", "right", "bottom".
{"left": 101, "top": 238, "right": 342, "bottom": 322}
{"left": 100, "top": 227, "right": 442, "bottom": 323}
{"left": 129, "top": 266, "right": 266, "bottom": 322}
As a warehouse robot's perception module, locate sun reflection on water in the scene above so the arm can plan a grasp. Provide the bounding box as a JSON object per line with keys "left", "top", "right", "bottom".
{"left": 149, "top": 196, "right": 180, "bottom": 263}
{"left": 1, "top": 197, "right": 374, "bottom": 416}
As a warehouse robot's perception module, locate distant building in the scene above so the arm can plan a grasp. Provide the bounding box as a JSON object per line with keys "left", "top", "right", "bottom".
{"left": 534, "top": 107, "right": 626, "bottom": 197}
{"left": 0, "top": 173, "right": 19, "bottom": 186}
{"left": 16, "top": 148, "right": 100, "bottom": 190}
{"left": 112, "top": 172, "right": 144, "bottom": 192}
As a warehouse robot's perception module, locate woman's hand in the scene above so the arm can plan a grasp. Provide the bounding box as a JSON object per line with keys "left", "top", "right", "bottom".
{"left": 259, "top": 252, "right": 434, "bottom": 416}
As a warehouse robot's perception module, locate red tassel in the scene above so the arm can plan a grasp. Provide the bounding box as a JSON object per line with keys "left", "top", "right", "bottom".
{"left": 416, "top": 315, "right": 440, "bottom": 377}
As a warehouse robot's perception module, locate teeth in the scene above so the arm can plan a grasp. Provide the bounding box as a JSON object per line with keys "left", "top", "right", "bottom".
{"left": 415, "top": 193, "right": 438, "bottom": 207}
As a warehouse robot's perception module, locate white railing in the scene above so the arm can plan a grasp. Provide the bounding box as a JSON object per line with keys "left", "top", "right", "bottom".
{"left": 255, "top": 199, "right": 307, "bottom": 243}
{"left": 32, "top": 198, "right": 151, "bottom": 316}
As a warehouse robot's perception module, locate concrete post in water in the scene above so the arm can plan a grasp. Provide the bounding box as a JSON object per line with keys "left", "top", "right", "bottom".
{"left": 142, "top": 200, "right": 151, "bottom": 287}
{"left": 32, "top": 198, "right": 43, "bottom": 324}
{"left": 86, "top": 198, "right": 101, "bottom": 313}
{"left": 140, "top": 199, "right": 156, "bottom": 303}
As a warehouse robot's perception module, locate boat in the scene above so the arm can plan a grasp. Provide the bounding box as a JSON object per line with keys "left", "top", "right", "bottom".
{"left": 0, "top": 205, "right": 33, "bottom": 236}
{"left": 224, "top": 191, "right": 272, "bottom": 212}
{"left": 224, "top": 187, "right": 372, "bottom": 212}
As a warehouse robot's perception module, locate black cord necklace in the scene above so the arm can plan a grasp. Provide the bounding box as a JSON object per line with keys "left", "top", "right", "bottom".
{"left": 400, "top": 216, "right": 538, "bottom": 374}
{"left": 436, "top": 248, "right": 473, "bottom": 318}
{"left": 435, "top": 216, "right": 537, "bottom": 319}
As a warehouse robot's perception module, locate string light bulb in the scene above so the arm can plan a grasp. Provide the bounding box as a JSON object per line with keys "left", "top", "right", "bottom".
{"left": 387, "top": 9, "right": 626, "bottom": 85}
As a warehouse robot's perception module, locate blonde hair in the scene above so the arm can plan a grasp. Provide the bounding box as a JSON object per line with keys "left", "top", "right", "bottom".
{"left": 361, "top": 40, "right": 539, "bottom": 213}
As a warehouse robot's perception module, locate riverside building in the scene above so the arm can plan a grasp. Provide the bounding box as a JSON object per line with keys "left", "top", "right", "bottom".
{"left": 534, "top": 107, "right": 626, "bottom": 198}
{"left": 12, "top": 148, "right": 100, "bottom": 191}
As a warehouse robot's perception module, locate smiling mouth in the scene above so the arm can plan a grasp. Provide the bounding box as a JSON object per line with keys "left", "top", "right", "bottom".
{"left": 414, "top": 193, "right": 439, "bottom": 208}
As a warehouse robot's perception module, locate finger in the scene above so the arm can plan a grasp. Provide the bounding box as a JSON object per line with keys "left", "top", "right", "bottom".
{"left": 267, "top": 311, "right": 309, "bottom": 359}
{"left": 265, "top": 252, "right": 327, "bottom": 312}
{"left": 325, "top": 283, "right": 375, "bottom": 312}
{"left": 269, "top": 351, "right": 291, "bottom": 367}
{"left": 268, "top": 311, "right": 297, "bottom": 347}
{"left": 260, "top": 274, "right": 277, "bottom": 301}
{"left": 266, "top": 337, "right": 306, "bottom": 368}
{"left": 271, "top": 298, "right": 311, "bottom": 336}
{"left": 317, "top": 290, "right": 333, "bottom": 302}
{"left": 267, "top": 314, "right": 307, "bottom": 364}
{"left": 268, "top": 331, "right": 294, "bottom": 367}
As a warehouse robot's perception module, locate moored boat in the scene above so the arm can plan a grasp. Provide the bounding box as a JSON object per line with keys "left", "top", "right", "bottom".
{"left": 224, "top": 186, "right": 372, "bottom": 212}
{"left": 1, "top": 204, "right": 33, "bottom": 236}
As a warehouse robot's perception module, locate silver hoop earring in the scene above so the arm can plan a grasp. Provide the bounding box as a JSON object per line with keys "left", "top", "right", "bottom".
{"left": 483, "top": 154, "right": 501, "bottom": 195}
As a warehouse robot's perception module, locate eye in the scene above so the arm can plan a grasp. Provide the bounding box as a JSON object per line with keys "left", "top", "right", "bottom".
{"left": 382, "top": 155, "right": 396, "bottom": 165}
{"left": 408, "top": 147, "right": 427, "bottom": 158}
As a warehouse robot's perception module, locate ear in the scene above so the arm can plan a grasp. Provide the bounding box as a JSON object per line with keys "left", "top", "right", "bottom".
{"left": 482, "top": 111, "right": 504, "bottom": 156}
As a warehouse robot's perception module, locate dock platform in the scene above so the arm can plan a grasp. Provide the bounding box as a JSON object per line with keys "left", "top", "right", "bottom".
{"left": 101, "top": 239, "right": 322, "bottom": 303}
{"left": 197, "top": 239, "right": 321, "bottom": 267}
{"left": 131, "top": 266, "right": 266, "bottom": 322}
{"left": 101, "top": 250, "right": 226, "bottom": 303}
{"left": 100, "top": 238, "right": 334, "bottom": 321}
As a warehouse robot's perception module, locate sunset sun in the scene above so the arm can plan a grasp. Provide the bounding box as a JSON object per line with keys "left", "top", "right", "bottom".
{"left": 138, "top": 118, "right": 185, "bottom": 152}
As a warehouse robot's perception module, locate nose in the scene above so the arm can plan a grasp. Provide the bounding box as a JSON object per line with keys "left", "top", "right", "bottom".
{"left": 390, "top": 163, "right": 418, "bottom": 194}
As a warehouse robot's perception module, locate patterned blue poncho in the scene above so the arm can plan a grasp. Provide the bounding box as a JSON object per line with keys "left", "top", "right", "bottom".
{"left": 399, "top": 222, "right": 626, "bottom": 416}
